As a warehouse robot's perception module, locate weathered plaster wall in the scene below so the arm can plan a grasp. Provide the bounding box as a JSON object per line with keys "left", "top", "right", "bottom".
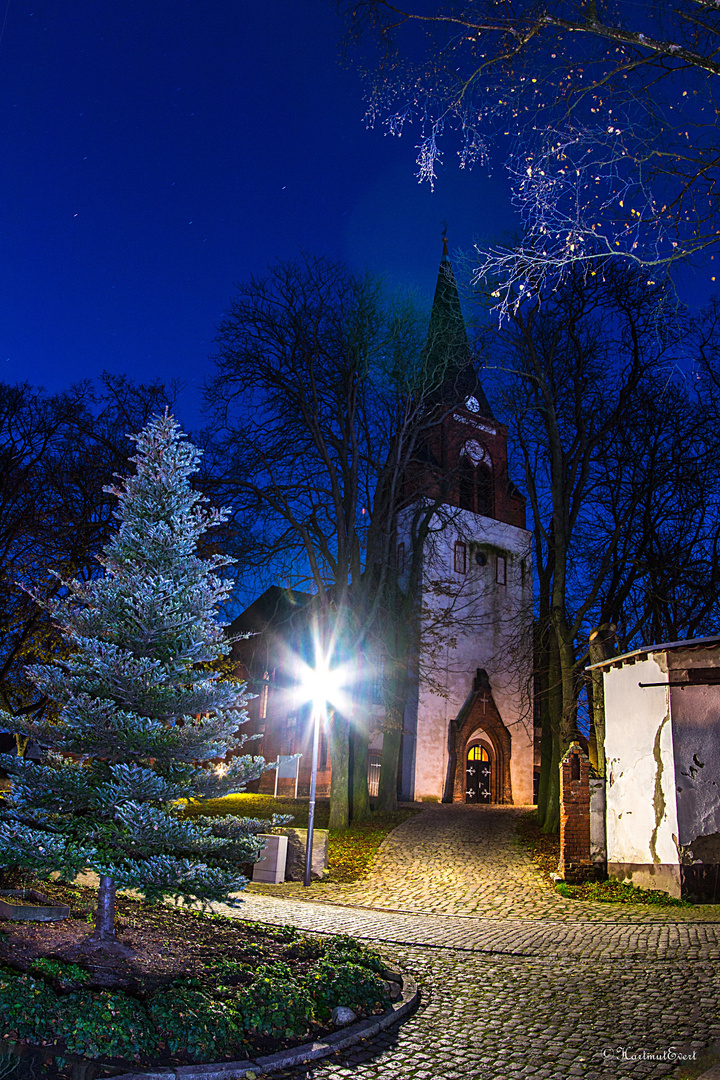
{"left": 604, "top": 656, "right": 681, "bottom": 897}
{"left": 400, "top": 507, "right": 534, "bottom": 804}
{"left": 589, "top": 776, "right": 606, "bottom": 866}
{"left": 668, "top": 650, "right": 720, "bottom": 854}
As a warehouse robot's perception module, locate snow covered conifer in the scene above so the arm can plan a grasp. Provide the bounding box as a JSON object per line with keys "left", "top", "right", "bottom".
{"left": 0, "top": 412, "right": 274, "bottom": 948}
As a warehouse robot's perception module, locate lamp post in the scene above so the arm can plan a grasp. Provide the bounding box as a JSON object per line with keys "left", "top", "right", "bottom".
{"left": 298, "top": 649, "right": 343, "bottom": 888}
{"left": 303, "top": 696, "right": 322, "bottom": 888}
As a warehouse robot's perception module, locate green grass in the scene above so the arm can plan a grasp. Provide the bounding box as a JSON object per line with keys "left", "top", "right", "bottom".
{"left": 182, "top": 793, "right": 419, "bottom": 884}
{"left": 325, "top": 813, "right": 417, "bottom": 882}
{"left": 183, "top": 792, "right": 331, "bottom": 829}
{"left": 554, "top": 878, "right": 690, "bottom": 906}
{"left": 517, "top": 810, "right": 692, "bottom": 907}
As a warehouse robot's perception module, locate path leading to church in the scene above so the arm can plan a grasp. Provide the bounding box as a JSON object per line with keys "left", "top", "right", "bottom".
{"left": 217, "top": 805, "right": 720, "bottom": 1080}
{"left": 247, "top": 804, "right": 720, "bottom": 924}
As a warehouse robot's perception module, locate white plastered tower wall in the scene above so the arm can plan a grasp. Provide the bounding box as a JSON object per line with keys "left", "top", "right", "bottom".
{"left": 398, "top": 505, "right": 534, "bottom": 805}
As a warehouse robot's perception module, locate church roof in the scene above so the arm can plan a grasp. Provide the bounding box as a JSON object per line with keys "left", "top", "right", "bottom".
{"left": 425, "top": 245, "right": 493, "bottom": 418}
{"left": 228, "top": 585, "right": 313, "bottom": 637}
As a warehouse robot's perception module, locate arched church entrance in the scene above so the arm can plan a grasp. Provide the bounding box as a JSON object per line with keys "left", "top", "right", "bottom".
{"left": 466, "top": 743, "right": 491, "bottom": 803}
{"left": 444, "top": 669, "right": 513, "bottom": 804}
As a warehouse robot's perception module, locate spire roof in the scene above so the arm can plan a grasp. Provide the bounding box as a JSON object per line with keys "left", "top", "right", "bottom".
{"left": 424, "top": 244, "right": 493, "bottom": 418}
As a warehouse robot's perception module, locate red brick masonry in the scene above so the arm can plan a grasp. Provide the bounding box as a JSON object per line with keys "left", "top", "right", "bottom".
{"left": 557, "top": 741, "right": 596, "bottom": 883}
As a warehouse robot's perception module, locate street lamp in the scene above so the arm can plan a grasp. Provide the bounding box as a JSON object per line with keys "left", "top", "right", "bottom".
{"left": 304, "top": 696, "right": 322, "bottom": 888}
{"left": 297, "top": 654, "right": 342, "bottom": 888}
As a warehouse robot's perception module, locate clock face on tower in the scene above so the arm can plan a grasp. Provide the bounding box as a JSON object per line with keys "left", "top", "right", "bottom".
{"left": 465, "top": 395, "right": 480, "bottom": 413}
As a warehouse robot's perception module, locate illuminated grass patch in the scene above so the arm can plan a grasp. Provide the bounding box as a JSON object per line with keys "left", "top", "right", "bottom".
{"left": 183, "top": 795, "right": 418, "bottom": 883}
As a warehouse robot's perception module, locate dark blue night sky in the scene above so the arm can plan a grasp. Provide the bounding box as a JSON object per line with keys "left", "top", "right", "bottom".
{"left": 0, "top": 0, "right": 519, "bottom": 426}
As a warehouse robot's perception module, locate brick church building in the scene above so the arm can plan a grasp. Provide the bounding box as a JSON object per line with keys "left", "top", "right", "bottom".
{"left": 229, "top": 245, "right": 535, "bottom": 806}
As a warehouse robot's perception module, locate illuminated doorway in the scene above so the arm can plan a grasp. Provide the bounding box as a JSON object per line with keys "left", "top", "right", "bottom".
{"left": 466, "top": 744, "right": 491, "bottom": 803}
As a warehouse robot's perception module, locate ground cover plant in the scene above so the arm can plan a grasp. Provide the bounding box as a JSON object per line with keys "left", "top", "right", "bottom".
{"left": 183, "top": 793, "right": 419, "bottom": 884}
{"left": 516, "top": 811, "right": 692, "bottom": 906}
{"left": 554, "top": 878, "right": 690, "bottom": 907}
{"left": 0, "top": 878, "right": 393, "bottom": 1078}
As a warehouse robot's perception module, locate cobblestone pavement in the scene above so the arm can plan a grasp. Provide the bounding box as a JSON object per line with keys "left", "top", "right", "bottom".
{"left": 246, "top": 804, "right": 720, "bottom": 924}
{"left": 219, "top": 806, "right": 720, "bottom": 1080}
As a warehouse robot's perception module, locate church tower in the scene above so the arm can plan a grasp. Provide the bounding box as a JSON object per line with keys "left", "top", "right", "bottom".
{"left": 398, "top": 243, "right": 534, "bottom": 805}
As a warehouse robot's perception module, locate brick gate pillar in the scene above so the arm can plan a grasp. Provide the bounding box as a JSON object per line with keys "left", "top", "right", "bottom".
{"left": 557, "top": 741, "right": 595, "bottom": 883}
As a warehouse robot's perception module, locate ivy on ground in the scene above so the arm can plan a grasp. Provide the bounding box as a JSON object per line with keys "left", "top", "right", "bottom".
{"left": 0, "top": 933, "right": 392, "bottom": 1066}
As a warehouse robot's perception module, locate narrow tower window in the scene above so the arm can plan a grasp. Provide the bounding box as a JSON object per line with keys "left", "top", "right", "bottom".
{"left": 496, "top": 555, "right": 507, "bottom": 585}
{"left": 454, "top": 540, "right": 467, "bottom": 574}
{"left": 396, "top": 541, "right": 405, "bottom": 574}
{"left": 458, "top": 441, "right": 493, "bottom": 516}
{"left": 259, "top": 671, "right": 270, "bottom": 720}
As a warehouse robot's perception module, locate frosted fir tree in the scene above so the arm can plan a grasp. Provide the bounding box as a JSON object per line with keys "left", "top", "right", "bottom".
{"left": 0, "top": 412, "right": 279, "bottom": 951}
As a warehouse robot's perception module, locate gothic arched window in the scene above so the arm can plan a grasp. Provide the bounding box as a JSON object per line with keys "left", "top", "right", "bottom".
{"left": 458, "top": 441, "right": 493, "bottom": 516}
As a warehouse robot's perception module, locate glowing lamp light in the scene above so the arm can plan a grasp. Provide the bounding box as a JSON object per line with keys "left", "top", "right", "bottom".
{"left": 296, "top": 655, "right": 347, "bottom": 713}
{"left": 293, "top": 648, "right": 354, "bottom": 717}
{"left": 294, "top": 645, "right": 350, "bottom": 887}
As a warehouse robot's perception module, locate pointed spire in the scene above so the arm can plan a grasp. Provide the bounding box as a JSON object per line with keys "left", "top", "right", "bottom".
{"left": 441, "top": 221, "right": 450, "bottom": 261}
{"left": 424, "top": 235, "right": 493, "bottom": 418}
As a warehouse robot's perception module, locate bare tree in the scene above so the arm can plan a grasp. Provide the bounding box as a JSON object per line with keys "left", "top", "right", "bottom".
{"left": 484, "top": 261, "right": 709, "bottom": 829}
{"left": 204, "top": 255, "right": 486, "bottom": 823}
{"left": 343, "top": 1, "right": 720, "bottom": 308}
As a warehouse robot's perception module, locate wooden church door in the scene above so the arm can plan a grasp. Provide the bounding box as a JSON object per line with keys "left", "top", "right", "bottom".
{"left": 466, "top": 745, "right": 491, "bottom": 803}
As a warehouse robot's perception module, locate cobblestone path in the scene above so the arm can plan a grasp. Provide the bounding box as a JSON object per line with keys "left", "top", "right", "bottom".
{"left": 222, "top": 806, "right": 720, "bottom": 1080}
{"left": 246, "top": 803, "right": 720, "bottom": 924}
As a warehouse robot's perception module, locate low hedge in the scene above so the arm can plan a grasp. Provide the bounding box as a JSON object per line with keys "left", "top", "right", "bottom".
{"left": 0, "top": 936, "right": 392, "bottom": 1065}
{"left": 59, "top": 990, "right": 156, "bottom": 1060}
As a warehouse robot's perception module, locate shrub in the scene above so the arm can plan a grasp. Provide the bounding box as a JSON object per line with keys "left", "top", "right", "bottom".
{"left": 57, "top": 990, "right": 156, "bottom": 1060}
{"left": 236, "top": 966, "right": 315, "bottom": 1038}
{"left": 320, "top": 935, "right": 387, "bottom": 975}
{"left": 146, "top": 984, "right": 243, "bottom": 1063}
{"left": 304, "top": 960, "right": 390, "bottom": 1022}
{"left": 283, "top": 935, "right": 323, "bottom": 962}
{"left": 0, "top": 967, "right": 56, "bottom": 1043}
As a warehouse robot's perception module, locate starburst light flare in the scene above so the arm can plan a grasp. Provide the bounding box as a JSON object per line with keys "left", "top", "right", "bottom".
{"left": 293, "top": 648, "right": 354, "bottom": 716}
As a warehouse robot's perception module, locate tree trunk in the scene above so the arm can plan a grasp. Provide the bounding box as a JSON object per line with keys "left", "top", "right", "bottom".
{"left": 555, "top": 613, "right": 580, "bottom": 748}
{"left": 14, "top": 734, "right": 29, "bottom": 758}
{"left": 586, "top": 677, "right": 598, "bottom": 771}
{"left": 350, "top": 722, "right": 372, "bottom": 823}
{"left": 329, "top": 712, "right": 350, "bottom": 830}
{"left": 588, "top": 623, "right": 617, "bottom": 777}
{"left": 376, "top": 610, "right": 409, "bottom": 814}
{"left": 542, "top": 727, "right": 562, "bottom": 834}
{"left": 536, "top": 712, "right": 553, "bottom": 824}
{"left": 541, "top": 627, "right": 564, "bottom": 834}
{"left": 376, "top": 720, "right": 402, "bottom": 814}
{"left": 92, "top": 875, "right": 117, "bottom": 941}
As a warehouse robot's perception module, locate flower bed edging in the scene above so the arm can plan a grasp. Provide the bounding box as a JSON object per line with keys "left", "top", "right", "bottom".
{"left": 111, "top": 970, "right": 419, "bottom": 1080}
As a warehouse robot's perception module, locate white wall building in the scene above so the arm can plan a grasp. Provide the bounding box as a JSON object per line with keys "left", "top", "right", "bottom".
{"left": 592, "top": 636, "right": 720, "bottom": 900}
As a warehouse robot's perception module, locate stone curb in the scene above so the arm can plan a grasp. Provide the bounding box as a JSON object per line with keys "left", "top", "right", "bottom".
{"left": 110, "top": 970, "right": 419, "bottom": 1080}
